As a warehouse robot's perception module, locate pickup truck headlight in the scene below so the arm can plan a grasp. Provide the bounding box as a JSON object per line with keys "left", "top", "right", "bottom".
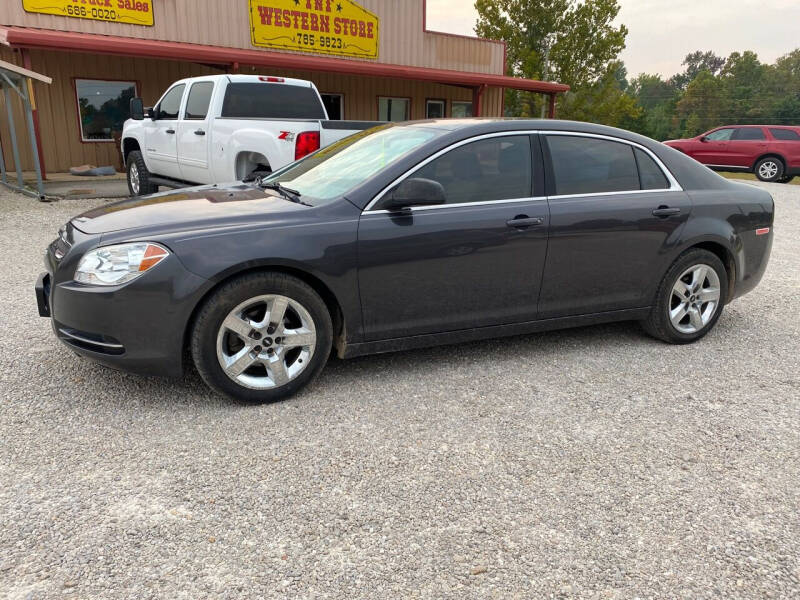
{"left": 75, "top": 242, "right": 169, "bottom": 286}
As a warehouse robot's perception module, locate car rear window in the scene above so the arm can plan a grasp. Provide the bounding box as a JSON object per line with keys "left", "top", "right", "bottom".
{"left": 221, "top": 83, "right": 326, "bottom": 119}
{"left": 734, "top": 128, "right": 766, "bottom": 141}
{"left": 770, "top": 128, "right": 800, "bottom": 141}
{"left": 634, "top": 148, "right": 669, "bottom": 190}
{"left": 547, "top": 136, "right": 640, "bottom": 195}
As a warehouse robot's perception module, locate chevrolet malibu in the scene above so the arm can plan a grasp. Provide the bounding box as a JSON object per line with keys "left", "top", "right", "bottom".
{"left": 36, "top": 120, "right": 774, "bottom": 403}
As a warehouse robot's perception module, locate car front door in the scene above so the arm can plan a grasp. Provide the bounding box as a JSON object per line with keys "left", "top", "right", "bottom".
{"left": 692, "top": 127, "right": 735, "bottom": 165}
{"left": 727, "top": 127, "right": 768, "bottom": 168}
{"left": 145, "top": 83, "right": 185, "bottom": 180}
{"left": 538, "top": 133, "right": 692, "bottom": 318}
{"left": 357, "top": 134, "right": 550, "bottom": 341}
{"left": 177, "top": 80, "right": 214, "bottom": 184}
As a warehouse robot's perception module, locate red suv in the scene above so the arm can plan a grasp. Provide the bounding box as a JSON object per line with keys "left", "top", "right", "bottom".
{"left": 664, "top": 125, "right": 800, "bottom": 183}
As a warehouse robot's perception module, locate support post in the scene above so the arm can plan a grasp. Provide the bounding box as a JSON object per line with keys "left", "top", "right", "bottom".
{"left": 0, "top": 127, "right": 6, "bottom": 183}
{"left": 472, "top": 84, "right": 487, "bottom": 117}
{"left": 2, "top": 82, "right": 25, "bottom": 188}
{"left": 22, "top": 49, "right": 47, "bottom": 180}
{"left": 20, "top": 74, "right": 44, "bottom": 197}
{"left": 548, "top": 93, "right": 557, "bottom": 119}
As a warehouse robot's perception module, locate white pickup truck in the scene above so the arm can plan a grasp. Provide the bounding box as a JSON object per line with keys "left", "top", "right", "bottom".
{"left": 121, "top": 74, "right": 382, "bottom": 196}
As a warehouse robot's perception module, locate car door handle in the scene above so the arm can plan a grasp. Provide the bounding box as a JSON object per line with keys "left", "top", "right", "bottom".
{"left": 194, "top": 129, "right": 206, "bottom": 136}
{"left": 165, "top": 128, "right": 175, "bottom": 134}
{"left": 506, "top": 216, "right": 544, "bottom": 228}
{"left": 652, "top": 206, "right": 681, "bottom": 217}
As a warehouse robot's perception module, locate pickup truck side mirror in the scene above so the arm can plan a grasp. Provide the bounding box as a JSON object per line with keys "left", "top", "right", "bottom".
{"left": 129, "top": 97, "right": 154, "bottom": 120}
{"left": 130, "top": 97, "right": 144, "bottom": 120}
{"left": 383, "top": 178, "right": 447, "bottom": 212}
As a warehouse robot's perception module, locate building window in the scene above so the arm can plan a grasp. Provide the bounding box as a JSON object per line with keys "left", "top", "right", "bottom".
{"left": 75, "top": 78, "right": 137, "bottom": 142}
{"left": 321, "top": 93, "right": 344, "bottom": 120}
{"left": 378, "top": 97, "right": 410, "bottom": 122}
{"left": 451, "top": 101, "right": 473, "bottom": 118}
{"left": 426, "top": 99, "right": 446, "bottom": 119}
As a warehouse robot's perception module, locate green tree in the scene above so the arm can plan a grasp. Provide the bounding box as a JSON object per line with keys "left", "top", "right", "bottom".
{"left": 474, "top": 0, "right": 638, "bottom": 125}
{"left": 675, "top": 70, "right": 730, "bottom": 136}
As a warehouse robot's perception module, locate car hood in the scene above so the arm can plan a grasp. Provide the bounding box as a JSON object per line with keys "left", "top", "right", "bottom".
{"left": 71, "top": 184, "right": 308, "bottom": 235}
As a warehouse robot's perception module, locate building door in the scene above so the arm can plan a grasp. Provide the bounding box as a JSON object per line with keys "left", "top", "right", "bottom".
{"left": 177, "top": 81, "right": 214, "bottom": 184}
{"left": 145, "top": 83, "right": 185, "bottom": 180}
{"left": 357, "top": 134, "right": 549, "bottom": 340}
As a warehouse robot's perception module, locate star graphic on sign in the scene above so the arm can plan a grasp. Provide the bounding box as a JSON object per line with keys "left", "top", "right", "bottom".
{"left": 336, "top": 3, "right": 342, "bottom": 11}
{"left": 293, "top": 0, "right": 299, "bottom": 4}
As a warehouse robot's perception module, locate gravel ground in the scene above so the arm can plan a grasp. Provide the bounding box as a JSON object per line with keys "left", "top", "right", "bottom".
{"left": 0, "top": 181, "right": 798, "bottom": 599}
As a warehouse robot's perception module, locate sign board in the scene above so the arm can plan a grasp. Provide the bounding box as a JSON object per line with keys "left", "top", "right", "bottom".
{"left": 22, "top": 0, "right": 154, "bottom": 27}
{"left": 250, "top": 0, "right": 379, "bottom": 59}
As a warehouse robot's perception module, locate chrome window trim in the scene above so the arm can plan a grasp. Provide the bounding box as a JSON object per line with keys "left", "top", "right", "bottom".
{"left": 363, "top": 130, "right": 538, "bottom": 212}
{"left": 363, "top": 129, "right": 683, "bottom": 213}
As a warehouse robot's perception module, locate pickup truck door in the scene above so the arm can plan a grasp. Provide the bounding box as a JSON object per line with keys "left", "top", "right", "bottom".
{"left": 145, "top": 83, "right": 185, "bottom": 180}
{"left": 177, "top": 80, "right": 215, "bottom": 184}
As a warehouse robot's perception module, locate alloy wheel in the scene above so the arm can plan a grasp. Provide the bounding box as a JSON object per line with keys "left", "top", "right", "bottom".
{"left": 668, "top": 264, "right": 721, "bottom": 334}
{"left": 129, "top": 163, "right": 140, "bottom": 194}
{"left": 216, "top": 294, "right": 317, "bottom": 390}
{"left": 758, "top": 160, "right": 779, "bottom": 180}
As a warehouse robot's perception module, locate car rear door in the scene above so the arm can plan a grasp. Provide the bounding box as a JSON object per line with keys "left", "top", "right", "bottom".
{"left": 177, "top": 80, "right": 215, "bottom": 184}
{"left": 538, "top": 133, "right": 692, "bottom": 318}
{"left": 727, "top": 127, "right": 768, "bottom": 168}
{"left": 145, "top": 83, "right": 185, "bottom": 180}
{"left": 357, "top": 133, "right": 550, "bottom": 341}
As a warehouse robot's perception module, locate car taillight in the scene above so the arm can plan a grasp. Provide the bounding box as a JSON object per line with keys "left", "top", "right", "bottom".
{"left": 295, "top": 131, "right": 320, "bottom": 160}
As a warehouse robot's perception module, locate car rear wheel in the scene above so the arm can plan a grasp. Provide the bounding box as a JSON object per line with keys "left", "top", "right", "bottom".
{"left": 126, "top": 150, "right": 157, "bottom": 196}
{"left": 642, "top": 249, "right": 728, "bottom": 344}
{"left": 191, "top": 272, "right": 332, "bottom": 403}
{"left": 754, "top": 157, "right": 784, "bottom": 182}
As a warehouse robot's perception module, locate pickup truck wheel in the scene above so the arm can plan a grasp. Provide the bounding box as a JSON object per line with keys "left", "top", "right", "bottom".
{"left": 191, "top": 272, "right": 332, "bottom": 403}
{"left": 126, "top": 150, "right": 157, "bottom": 196}
{"left": 754, "top": 157, "right": 784, "bottom": 182}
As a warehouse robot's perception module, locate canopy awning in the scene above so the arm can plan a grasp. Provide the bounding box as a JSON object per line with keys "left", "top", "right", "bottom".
{"left": 0, "top": 26, "right": 569, "bottom": 95}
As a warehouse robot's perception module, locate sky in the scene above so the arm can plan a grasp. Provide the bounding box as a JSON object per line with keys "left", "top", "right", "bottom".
{"left": 425, "top": 0, "right": 800, "bottom": 79}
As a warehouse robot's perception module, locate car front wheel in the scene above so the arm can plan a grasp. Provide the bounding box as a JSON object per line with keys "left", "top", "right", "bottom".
{"left": 642, "top": 249, "right": 728, "bottom": 344}
{"left": 754, "top": 157, "right": 784, "bottom": 182}
{"left": 126, "top": 150, "right": 157, "bottom": 196}
{"left": 191, "top": 272, "right": 332, "bottom": 403}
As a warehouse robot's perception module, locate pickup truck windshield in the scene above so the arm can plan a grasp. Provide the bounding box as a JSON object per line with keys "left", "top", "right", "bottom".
{"left": 221, "top": 83, "right": 326, "bottom": 119}
{"left": 263, "top": 125, "right": 444, "bottom": 205}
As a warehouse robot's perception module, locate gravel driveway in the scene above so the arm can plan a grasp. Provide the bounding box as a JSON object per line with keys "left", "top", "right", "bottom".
{"left": 1, "top": 181, "right": 798, "bottom": 599}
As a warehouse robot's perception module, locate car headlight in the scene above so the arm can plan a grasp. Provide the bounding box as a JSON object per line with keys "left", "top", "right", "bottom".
{"left": 75, "top": 242, "right": 169, "bottom": 286}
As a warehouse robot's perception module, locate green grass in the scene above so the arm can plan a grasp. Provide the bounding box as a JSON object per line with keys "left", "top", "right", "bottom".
{"left": 718, "top": 171, "right": 800, "bottom": 185}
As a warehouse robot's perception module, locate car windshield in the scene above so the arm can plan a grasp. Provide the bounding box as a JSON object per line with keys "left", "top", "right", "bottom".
{"left": 261, "top": 124, "right": 445, "bottom": 205}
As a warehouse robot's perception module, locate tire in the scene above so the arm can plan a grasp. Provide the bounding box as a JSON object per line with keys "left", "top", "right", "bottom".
{"left": 126, "top": 150, "right": 157, "bottom": 196}
{"left": 754, "top": 156, "right": 784, "bottom": 183}
{"left": 191, "top": 272, "right": 332, "bottom": 403}
{"left": 642, "top": 249, "right": 728, "bottom": 344}
{"left": 777, "top": 175, "right": 795, "bottom": 184}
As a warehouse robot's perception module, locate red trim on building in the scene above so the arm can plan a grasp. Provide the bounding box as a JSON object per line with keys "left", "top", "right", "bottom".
{"left": 0, "top": 27, "right": 569, "bottom": 95}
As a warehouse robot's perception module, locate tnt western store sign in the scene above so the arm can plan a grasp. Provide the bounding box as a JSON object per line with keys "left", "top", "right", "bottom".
{"left": 251, "top": 0, "right": 379, "bottom": 59}
{"left": 1, "top": 0, "right": 567, "bottom": 175}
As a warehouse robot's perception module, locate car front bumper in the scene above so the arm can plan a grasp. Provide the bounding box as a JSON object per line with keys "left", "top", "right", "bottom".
{"left": 36, "top": 254, "right": 210, "bottom": 379}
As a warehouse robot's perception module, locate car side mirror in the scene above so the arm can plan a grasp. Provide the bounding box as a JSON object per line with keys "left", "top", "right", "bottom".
{"left": 383, "top": 178, "right": 446, "bottom": 212}
{"left": 129, "top": 97, "right": 144, "bottom": 120}
{"left": 699, "top": 136, "right": 709, "bottom": 143}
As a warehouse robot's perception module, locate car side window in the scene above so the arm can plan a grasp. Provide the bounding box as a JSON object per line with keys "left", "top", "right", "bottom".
{"left": 546, "top": 136, "right": 640, "bottom": 195}
{"left": 156, "top": 84, "right": 185, "bottom": 120}
{"left": 705, "top": 128, "right": 735, "bottom": 141}
{"left": 733, "top": 128, "right": 766, "bottom": 141}
{"left": 184, "top": 82, "right": 214, "bottom": 120}
{"left": 770, "top": 128, "right": 800, "bottom": 141}
{"left": 413, "top": 136, "right": 532, "bottom": 204}
{"left": 634, "top": 148, "right": 669, "bottom": 190}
